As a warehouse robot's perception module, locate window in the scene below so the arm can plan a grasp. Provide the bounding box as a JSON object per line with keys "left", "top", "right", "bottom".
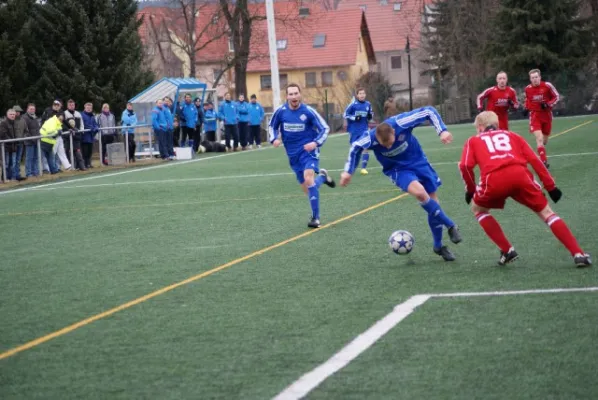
{"left": 380, "top": 0, "right": 388, "bottom": 5}
{"left": 393, "top": 2, "right": 402, "bottom": 11}
{"left": 321, "top": 71, "right": 333, "bottom": 86}
{"left": 305, "top": 72, "right": 316, "bottom": 87}
{"left": 391, "top": 55, "right": 402, "bottom": 69}
{"left": 279, "top": 74, "right": 288, "bottom": 87}
{"left": 276, "top": 39, "right": 287, "bottom": 50}
{"left": 359, "top": 4, "right": 366, "bottom": 12}
{"left": 313, "top": 33, "right": 326, "bottom": 48}
{"left": 228, "top": 36, "right": 234, "bottom": 52}
{"left": 260, "top": 75, "right": 272, "bottom": 90}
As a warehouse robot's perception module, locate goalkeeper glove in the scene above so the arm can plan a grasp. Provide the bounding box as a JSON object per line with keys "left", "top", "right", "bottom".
{"left": 548, "top": 187, "right": 562, "bottom": 203}
{"left": 541, "top": 102, "right": 548, "bottom": 110}
{"left": 465, "top": 192, "right": 474, "bottom": 204}
{"left": 355, "top": 115, "right": 362, "bottom": 121}
{"left": 367, "top": 112, "right": 372, "bottom": 121}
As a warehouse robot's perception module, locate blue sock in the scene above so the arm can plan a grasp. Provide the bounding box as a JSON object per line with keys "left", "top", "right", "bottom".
{"left": 308, "top": 184, "right": 320, "bottom": 219}
{"left": 361, "top": 153, "right": 369, "bottom": 169}
{"left": 420, "top": 198, "right": 455, "bottom": 228}
{"left": 428, "top": 214, "right": 444, "bottom": 249}
{"left": 315, "top": 174, "right": 324, "bottom": 189}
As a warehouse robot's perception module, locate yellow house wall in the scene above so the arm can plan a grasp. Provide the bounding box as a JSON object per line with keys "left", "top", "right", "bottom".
{"left": 246, "top": 35, "right": 372, "bottom": 112}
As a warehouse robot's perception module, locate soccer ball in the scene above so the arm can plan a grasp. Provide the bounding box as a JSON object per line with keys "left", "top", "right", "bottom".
{"left": 389, "top": 230, "right": 415, "bottom": 255}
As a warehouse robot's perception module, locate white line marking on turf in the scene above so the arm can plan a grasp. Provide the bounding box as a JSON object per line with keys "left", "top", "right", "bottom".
{"left": 273, "top": 295, "right": 432, "bottom": 400}
{"left": 273, "top": 286, "right": 598, "bottom": 399}
{"left": 25, "top": 151, "right": 598, "bottom": 192}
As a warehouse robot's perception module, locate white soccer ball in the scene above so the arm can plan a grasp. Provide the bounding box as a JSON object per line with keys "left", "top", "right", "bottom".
{"left": 389, "top": 230, "right": 415, "bottom": 255}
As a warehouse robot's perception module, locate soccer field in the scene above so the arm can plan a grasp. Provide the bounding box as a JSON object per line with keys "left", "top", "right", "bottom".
{"left": 1, "top": 116, "right": 597, "bottom": 399}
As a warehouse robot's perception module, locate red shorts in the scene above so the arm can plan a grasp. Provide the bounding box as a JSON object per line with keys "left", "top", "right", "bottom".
{"left": 473, "top": 166, "right": 548, "bottom": 212}
{"left": 529, "top": 111, "right": 552, "bottom": 135}
{"left": 497, "top": 114, "right": 509, "bottom": 130}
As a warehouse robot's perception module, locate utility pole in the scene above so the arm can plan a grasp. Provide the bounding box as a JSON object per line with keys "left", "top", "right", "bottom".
{"left": 406, "top": 36, "right": 413, "bottom": 111}
{"left": 266, "top": 0, "right": 281, "bottom": 109}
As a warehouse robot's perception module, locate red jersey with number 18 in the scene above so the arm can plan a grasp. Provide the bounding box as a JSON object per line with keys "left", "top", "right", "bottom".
{"left": 459, "top": 129, "right": 555, "bottom": 194}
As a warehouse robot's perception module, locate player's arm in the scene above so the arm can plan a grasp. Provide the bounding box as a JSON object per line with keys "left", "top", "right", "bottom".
{"left": 310, "top": 108, "right": 330, "bottom": 147}
{"left": 367, "top": 103, "right": 373, "bottom": 121}
{"left": 546, "top": 82, "right": 560, "bottom": 107}
{"left": 343, "top": 103, "right": 356, "bottom": 121}
{"left": 268, "top": 107, "right": 283, "bottom": 144}
{"left": 476, "top": 87, "right": 491, "bottom": 111}
{"left": 514, "top": 133, "right": 562, "bottom": 201}
{"left": 396, "top": 106, "right": 452, "bottom": 143}
{"left": 458, "top": 137, "right": 478, "bottom": 203}
{"left": 509, "top": 87, "right": 519, "bottom": 109}
{"left": 341, "top": 133, "right": 371, "bottom": 186}
{"left": 524, "top": 88, "right": 530, "bottom": 110}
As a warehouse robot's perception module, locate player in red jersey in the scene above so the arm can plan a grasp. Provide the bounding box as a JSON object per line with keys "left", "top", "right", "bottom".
{"left": 476, "top": 71, "right": 519, "bottom": 130}
{"left": 523, "top": 69, "right": 559, "bottom": 168}
{"left": 458, "top": 111, "right": 591, "bottom": 267}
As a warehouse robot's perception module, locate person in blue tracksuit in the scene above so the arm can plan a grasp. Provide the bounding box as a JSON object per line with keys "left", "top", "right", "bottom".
{"left": 203, "top": 101, "right": 217, "bottom": 142}
{"left": 178, "top": 93, "right": 198, "bottom": 147}
{"left": 344, "top": 88, "right": 373, "bottom": 175}
{"left": 217, "top": 92, "right": 239, "bottom": 151}
{"left": 152, "top": 99, "right": 169, "bottom": 159}
{"left": 269, "top": 83, "right": 336, "bottom": 228}
{"left": 340, "top": 106, "right": 462, "bottom": 261}
{"left": 121, "top": 102, "right": 138, "bottom": 162}
{"left": 162, "top": 97, "right": 175, "bottom": 159}
{"left": 248, "top": 94, "right": 265, "bottom": 148}
{"left": 236, "top": 93, "right": 250, "bottom": 149}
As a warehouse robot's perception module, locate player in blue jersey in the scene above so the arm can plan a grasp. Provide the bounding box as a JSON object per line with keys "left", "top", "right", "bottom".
{"left": 340, "top": 106, "right": 462, "bottom": 261}
{"left": 344, "top": 87, "right": 373, "bottom": 175}
{"left": 269, "top": 83, "right": 336, "bottom": 228}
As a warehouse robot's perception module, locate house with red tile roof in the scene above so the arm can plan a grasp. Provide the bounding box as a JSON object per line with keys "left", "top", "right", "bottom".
{"left": 336, "top": 0, "right": 435, "bottom": 104}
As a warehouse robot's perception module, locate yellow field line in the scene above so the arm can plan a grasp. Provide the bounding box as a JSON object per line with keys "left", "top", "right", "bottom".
{"left": 0, "top": 192, "right": 409, "bottom": 361}
{"left": 0, "top": 188, "right": 400, "bottom": 217}
{"left": 551, "top": 120, "right": 594, "bottom": 139}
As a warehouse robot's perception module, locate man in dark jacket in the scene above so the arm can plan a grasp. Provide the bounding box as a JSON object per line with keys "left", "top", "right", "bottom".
{"left": 23, "top": 103, "right": 41, "bottom": 177}
{"left": 63, "top": 99, "right": 86, "bottom": 170}
{"left": 0, "top": 108, "right": 28, "bottom": 181}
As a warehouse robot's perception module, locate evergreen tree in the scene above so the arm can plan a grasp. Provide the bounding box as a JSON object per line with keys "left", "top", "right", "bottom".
{"left": 488, "top": 0, "right": 589, "bottom": 84}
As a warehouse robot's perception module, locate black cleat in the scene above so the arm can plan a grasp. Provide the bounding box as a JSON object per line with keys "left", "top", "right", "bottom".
{"left": 574, "top": 253, "right": 592, "bottom": 268}
{"left": 307, "top": 217, "right": 321, "bottom": 229}
{"left": 434, "top": 246, "right": 455, "bottom": 261}
{"left": 498, "top": 247, "right": 519, "bottom": 266}
{"left": 543, "top": 161, "right": 550, "bottom": 170}
{"left": 319, "top": 169, "right": 336, "bottom": 188}
{"left": 448, "top": 225, "right": 462, "bottom": 244}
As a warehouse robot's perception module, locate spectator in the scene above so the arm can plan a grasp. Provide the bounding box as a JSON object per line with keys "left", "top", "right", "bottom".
{"left": 179, "top": 94, "right": 198, "bottom": 148}
{"left": 237, "top": 94, "right": 250, "bottom": 150}
{"left": 203, "top": 101, "right": 217, "bottom": 142}
{"left": 248, "top": 94, "right": 265, "bottom": 149}
{"left": 173, "top": 116, "right": 181, "bottom": 149}
{"left": 152, "top": 99, "right": 168, "bottom": 159}
{"left": 97, "top": 103, "right": 116, "bottom": 165}
{"left": 41, "top": 99, "right": 62, "bottom": 124}
{"left": 12, "top": 105, "right": 27, "bottom": 179}
{"left": 194, "top": 97, "right": 204, "bottom": 152}
{"left": 0, "top": 109, "right": 28, "bottom": 181}
{"left": 81, "top": 102, "right": 98, "bottom": 168}
{"left": 218, "top": 92, "right": 239, "bottom": 151}
{"left": 121, "top": 102, "right": 138, "bottom": 163}
{"left": 23, "top": 103, "right": 41, "bottom": 177}
{"left": 39, "top": 99, "right": 71, "bottom": 171}
{"left": 162, "top": 97, "right": 175, "bottom": 160}
{"left": 39, "top": 112, "right": 62, "bottom": 174}
{"left": 63, "top": 99, "right": 86, "bottom": 171}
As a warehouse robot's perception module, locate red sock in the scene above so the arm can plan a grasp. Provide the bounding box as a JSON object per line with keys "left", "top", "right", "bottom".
{"left": 545, "top": 214, "right": 583, "bottom": 256}
{"left": 476, "top": 212, "right": 512, "bottom": 252}
{"left": 537, "top": 145, "right": 547, "bottom": 163}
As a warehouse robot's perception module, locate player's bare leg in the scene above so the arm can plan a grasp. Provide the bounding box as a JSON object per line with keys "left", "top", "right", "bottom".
{"left": 407, "top": 181, "right": 459, "bottom": 261}
{"left": 471, "top": 202, "right": 518, "bottom": 265}
{"left": 533, "top": 130, "right": 549, "bottom": 168}
{"left": 536, "top": 205, "right": 591, "bottom": 267}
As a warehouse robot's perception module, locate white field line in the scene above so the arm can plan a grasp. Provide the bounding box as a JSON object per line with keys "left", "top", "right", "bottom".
{"left": 25, "top": 150, "right": 598, "bottom": 192}
{"left": 273, "top": 286, "right": 598, "bottom": 400}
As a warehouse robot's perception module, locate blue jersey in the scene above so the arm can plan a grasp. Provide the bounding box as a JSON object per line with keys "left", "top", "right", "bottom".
{"left": 344, "top": 98, "right": 372, "bottom": 140}
{"left": 268, "top": 103, "right": 330, "bottom": 157}
{"left": 344, "top": 106, "right": 447, "bottom": 174}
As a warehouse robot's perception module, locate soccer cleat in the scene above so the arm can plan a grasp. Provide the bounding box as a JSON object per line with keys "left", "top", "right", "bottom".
{"left": 543, "top": 161, "right": 550, "bottom": 170}
{"left": 319, "top": 169, "right": 336, "bottom": 188}
{"left": 574, "top": 253, "right": 592, "bottom": 268}
{"left": 498, "top": 247, "right": 519, "bottom": 266}
{"left": 434, "top": 246, "right": 455, "bottom": 261}
{"left": 307, "top": 217, "right": 321, "bottom": 229}
{"left": 447, "top": 225, "right": 462, "bottom": 244}
{"left": 360, "top": 168, "right": 368, "bottom": 175}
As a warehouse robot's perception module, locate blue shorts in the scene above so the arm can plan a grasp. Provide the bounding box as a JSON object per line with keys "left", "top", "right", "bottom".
{"left": 289, "top": 150, "right": 320, "bottom": 184}
{"left": 385, "top": 163, "right": 442, "bottom": 194}
{"left": 349, "top": 132, "right": 363, "bottom": 144}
